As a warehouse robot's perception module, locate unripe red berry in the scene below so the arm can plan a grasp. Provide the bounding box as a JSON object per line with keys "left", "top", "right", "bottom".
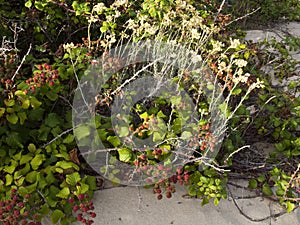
{"left": 166, "top": 192, "right": 172, "bottom": 198}
{"left": 78, "top": 194, "right": 85, "bottom": 201}
{"left": 25, "top": 193, "right": 30, "bottom": 199}
{"left": 22, "top": 211, "right": 29, "bottom": 217}
{"left": 44, "top": 63, "right": 51, "bottom": 70}
{"left": 73, "top": 205, "right": 79, "bottom": 212}
{"left": 77, "top": 213, "right": 83, "bottom": 222}
{"left": 157, "top": 149, "right": 162, "bottom": 154}
{"left": 49, "top": 81, "right": 54, "bottom": 86}
{"left": 33, "top": 214, "right": 39, "bottom": 220}
{"left": 6, "top": 79, "right": 11, "bottom": 84}
{"left": 69, "top": 198, "right": 75, "bottom": 204}
{"left": 37, "top": 65, "right": 43, "bottom": 70}
{"left": 157, "top": 194, "right": 163, "bottom": 200}
{"left": 14, "top": 210, "right": 20, "bottom": 216}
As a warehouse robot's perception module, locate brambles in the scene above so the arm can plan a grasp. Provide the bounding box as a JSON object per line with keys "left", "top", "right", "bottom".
{"left": 1, "top": 0, "right": 299, "bottom": 224}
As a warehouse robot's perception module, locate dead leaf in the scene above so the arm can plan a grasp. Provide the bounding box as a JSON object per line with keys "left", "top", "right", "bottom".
{"left": 69, "top": 148, "right": 81, "bottom": 165}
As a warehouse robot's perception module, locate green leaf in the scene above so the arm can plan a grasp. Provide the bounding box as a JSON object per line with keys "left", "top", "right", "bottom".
{"left": 100, "top": 26, "right": 108, "bottom": 33}
{"left": 201, "top": 197, "right": 209, "bottom": 206}
{"left": 153, "top": 131, "right": 164, "bottom": 142}
{"left": 118, "top": 126, "right": 129, "bottom": 137}
{"left": 5, "top": 99, "right": 15, "bottom": 107}
{"left": 66, "top": 172, "right": 81, "bottom": 186}
{"left": 4, "top": 160, "right": 18, "bottom": 174}
{"left": 21, "top": 99, "right": 30, "bottom": 109}
{"left": 28, "top": 143, "right": 36, "bottom": 153}
{"left": 30, "top": 96, "right": 42, "bottom": 109}
{"left": 25, "top": 171, "right": 39, "bottom": 183}
{"left": 30, "top": 154, "right": 45, "bottom": 170}
{"left": 257, "top": 175, "right": 266, "bottom": 183}
{"left": 17, "top": 112, "right": 27, "bottom": 124}
{"left": 286, "top": 201, "right": 295, "bottom": 213}
{"left": 45, "top": 113, "right": 61, "bottom": 128}
{"left": 5, "top": 174, "right": 13, "bottom": 186}
{"left": 56, "top": 187, "right": 70, "bottom": 199}
{"left": 232, "top": 88, "right": 242, "bottom": 95}
{"left": 74, "top": 125, "right": 91, "bottom": 140}
{"left": 214, "top": 197, "right": 220, "bottom": 206}
{"left": 39, "top": 204, "right": 50, "bottom": 216}
{"left": 248, "top": 179, "right": 258, "bottom": 189}
{"left": 51, "top": 209, "right": 65, "bottom": 224}
{"left": 56, "top": 161, "right": 79, "bottom": 171}
{"left": 181, "top": 131, "right": 192, "bottom": 140}
{"left": 63, "top": 134, "right": 74, "bottom": 144}
{"left": 20, "top": 154, "right": 33, "bottom": 165}
{"left": 118, "top": 148, "right": 132, "bottom": 162}
{"left": 107, "top": 136, "right": 121, "bottom": 147}
{"left": 0, "top": 107, "right": 5, "bottom": 117}
{"left": 6, "top": 113, "right": 18, "bottom": 124}
{"left": 46, "top": 91, "right": 58, "bottom": 101}
{"left": 262, "top": 183, "right": 273, "bottom": 196}
{"left": 25, "top": 0, "right": 32, "bottom": 8}
{"left": 85, "top": 176, "right": 97, "bottom": 191}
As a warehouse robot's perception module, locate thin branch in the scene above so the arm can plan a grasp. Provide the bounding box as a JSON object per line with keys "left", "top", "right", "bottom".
{"left": 11, "top": 44, "right": 32, "bottom": 81}
{"left": 227, "top": 184, "right": 295, "bottom": 222}
{"left": 224, "top": 145, "right": 250, "bottom": 164}
{"left": 41, "top": 126, "right": 77, "bottom": 149}
{"left": 225, "top": 7, "right": 261, "bottom": 27}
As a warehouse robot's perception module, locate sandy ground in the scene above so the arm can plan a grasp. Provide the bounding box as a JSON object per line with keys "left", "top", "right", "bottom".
{"left": 42, "top": 181, "right": 299, "bottom": 225}
{"left": 80, "top": 184, "right": 300, "bottom": 225}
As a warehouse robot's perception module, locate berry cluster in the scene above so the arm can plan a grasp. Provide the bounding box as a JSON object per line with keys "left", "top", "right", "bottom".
{"left": 70, "top": 194, "right": 96, "bottom": 225}
{"left": 129, "top": 115, "right": 152, "bottom": 138}
{"left": 92, "top": 57, "right": 124, "bottom": 72}
{"left": 188, "top": 123, "right": 216, "bottom": 152}
{"left": 152, "top": 166, "right": 190, "bottom": 200}
{"left": 25, "top": 63, "right": 59, "bottom": 94}
{"left": 0, "top": 189, "right": 41, "bottom": 225}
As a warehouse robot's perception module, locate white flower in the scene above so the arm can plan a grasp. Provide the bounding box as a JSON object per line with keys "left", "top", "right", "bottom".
{"left": 237, "top": 68, "right": 243, "bottom": 76}
{"left": 113, "top": 0, "right": 129, "bottom": 7}
{"left": 63, "top": 42, "right": 75, "bottom": 53}
{"left": 93, "top": 3, "right": 106, "bottom": 14}
{"left": 191, "top": 28, "right": 200, "bottom": 39}
{"left": 211, "top": 40, "right": 224, "bottom": 52}
{"left": 234, "top": 59, "right": 248, "bottom": 68}
{"left": 218, "top": 61, "right": 227, "bottom": 71}
{"left": 229, "top": 38, "right": 240, "bottom": 49}
{"left": 192, "top": 54, "right": 202, "bottom": 63}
